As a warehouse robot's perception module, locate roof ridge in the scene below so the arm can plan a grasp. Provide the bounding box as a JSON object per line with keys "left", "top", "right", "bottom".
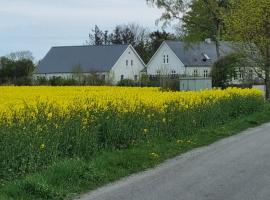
{"left": 52, "top": 44, "right": 129, "bottom": 48}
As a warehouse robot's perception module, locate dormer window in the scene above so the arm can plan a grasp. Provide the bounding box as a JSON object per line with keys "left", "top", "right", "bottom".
{"left": 202, "top": 53, "right": 210, "bottom": 62}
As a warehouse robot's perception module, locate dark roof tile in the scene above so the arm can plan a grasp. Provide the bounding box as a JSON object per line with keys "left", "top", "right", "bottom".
{"left": 37, "top": 44, "right": 129, "bottom": 74}
{"left": 165, "top": 41, "right": 233, "bottom": 66}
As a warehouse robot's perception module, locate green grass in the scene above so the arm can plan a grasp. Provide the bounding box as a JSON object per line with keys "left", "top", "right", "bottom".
{"left": 1, "top": 103, "right": 270, "bottom": 200}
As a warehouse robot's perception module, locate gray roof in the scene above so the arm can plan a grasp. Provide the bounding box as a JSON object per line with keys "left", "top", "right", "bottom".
{"left": 37, "top": 44, "right": 129, "bottom": 74}
{"left": 165, "top": 41, "right": 233, "bottom": 67}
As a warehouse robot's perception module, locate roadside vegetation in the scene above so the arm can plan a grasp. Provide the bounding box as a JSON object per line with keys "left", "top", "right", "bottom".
{"left": 0, "top": 86, "right": 268, "bottom": 199}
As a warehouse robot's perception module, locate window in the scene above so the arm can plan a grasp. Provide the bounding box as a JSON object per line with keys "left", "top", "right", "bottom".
{"left": 203, "top": 70, "right": 208, "bottom": 78}
{"left": 171, "top": 70, "right": 176, "bottom": 78}
{"left": 163, "top": 55, "right": 166, "bottom": 63}
{"left": 131, "top": 60, "right": 133, "bottom": 66}
{"left": 167, "top": 55, "right": 169, "bottom": 63}
{"left": 193, "top": 69, "right": 198, "bottom": 77}
{"left": 248, "top": 70, "right": 253, "bottom": 80}
{"left": 239, "top": 69, "right": 244, "bottom": 79}
{"left": 126, "top": 60, "right": 128, "bottom": 66}
{"left": 121, "top": 75, "right": 124, "bottom": 80}
{"left": 134, "top": 75, "right": 138, "bottom": 81}
{"left": 102, "top": 74, "right": 106, "bottom": 81}
{"left": 233, "top": 72, "right": 238, "bottom": 80}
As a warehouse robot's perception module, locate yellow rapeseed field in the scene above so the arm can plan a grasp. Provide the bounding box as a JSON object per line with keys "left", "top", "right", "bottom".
{"left": 0, "top": 86, "right": 264, "bottom": 181}
{"left": 0, "top": 86, "right": 263, "bottom": 123}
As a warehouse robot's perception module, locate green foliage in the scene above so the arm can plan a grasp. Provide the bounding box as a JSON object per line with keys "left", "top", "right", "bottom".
{"left": 1, "top": 104, "right": 270, "bottom": 200}
{"left": 0, "top": 57, "right": 35, "bottom": 85}
{"left": 181, "top": 0, "right": 230, "bottom": 58}
{"left": 212, "top": 53, "right": 244, "bottom": 88}
{"left": 224, "top": 0, "right": 270, "bottom": 50}
{"left": 224, "top": 0, "right": 270, "bottom": 98}
{"left": 146, "top": 0, "right": 185, "bottom": 26}
{"left": 182, "top": 0, "right": 220, "bottom": 41}
{"left": 87, "top": 24, "right": 176, "bottom": 64}
{"left": 0, "top": 93, "right": 264, "bottom": 185}
{"left": 34, "top": 76, "right": 107, "bottom": 86}
{"left": 117, "top": 79, "right": 137, "bottom": 86}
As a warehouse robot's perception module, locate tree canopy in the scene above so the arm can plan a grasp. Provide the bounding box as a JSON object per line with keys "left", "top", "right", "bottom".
{"left": 224, "top": 0, "right": 270, "bottom": 98}
{"left": 211, "top": 53, "right": 244, "bottom": 88}
{"left": 0, "top": 54, "right": 35, "bottom": 85}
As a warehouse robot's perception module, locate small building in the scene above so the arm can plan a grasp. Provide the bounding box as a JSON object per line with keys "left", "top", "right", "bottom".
{"left": 35, "top": 44, "right": 145, "bottom": 84}
{"left": 147, "top": 40, "right": 232, "bottom": 78}
{"left": 180, "top": 77, "right": 212, "bottom": 91}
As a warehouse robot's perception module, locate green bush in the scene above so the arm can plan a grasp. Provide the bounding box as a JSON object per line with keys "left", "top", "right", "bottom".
{"left": 117, "top": 79, "right": 137, "bottom": 86}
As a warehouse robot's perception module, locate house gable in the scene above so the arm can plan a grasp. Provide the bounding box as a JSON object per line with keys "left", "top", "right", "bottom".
{"left": 147, "top": 41, "right": 185, "bottom": 76}
{"left": 110, "top": 45, "right": 145, "bottom": 84}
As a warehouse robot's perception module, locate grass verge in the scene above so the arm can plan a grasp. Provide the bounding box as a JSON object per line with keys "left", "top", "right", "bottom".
{"left": 1, "top": 103, "right": 270, "bottom": 200}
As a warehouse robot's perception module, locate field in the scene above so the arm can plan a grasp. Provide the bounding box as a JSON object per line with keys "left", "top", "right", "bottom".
{"left": 0, "top": 86, "right": 266, "bottom": 199}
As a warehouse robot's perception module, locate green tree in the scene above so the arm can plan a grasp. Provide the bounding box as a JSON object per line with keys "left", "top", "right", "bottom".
{"left": 146, "top": 0, "right": 185, "bottom": 26}
{"left": 182, "top": 0, "right": 229, "bottom": 58}
{"left": 224, "top": 0, "right": 270, "bottom": 99}
{"left": 149, "top": 30, "right": 176, "bottom": 53}
{"left": 0, "top": 56, "right": 35, "bottom": 85}
{"left": 87, "top": 25, "right": 105, "bottom": 45}
{"left": 211, "top": 53, "right": 243, "bottom": 88}
{"left": 148, "top": 0, "right": 229, "bottom": 58}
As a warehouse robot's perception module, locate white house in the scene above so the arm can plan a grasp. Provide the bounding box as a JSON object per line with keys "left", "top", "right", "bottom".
{"left": 147, "top": 40, "right": 232, "bottom": 78}
{"left": 35, "top": 44, "right": 145, "bottom": 84}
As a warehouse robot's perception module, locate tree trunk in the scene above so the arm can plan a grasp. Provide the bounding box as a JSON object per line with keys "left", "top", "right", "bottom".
{"left": 265, "top": 44, "right": 270, "bottom": 100}
{"left": 215, "top": 22, "right": 221, "bottom": 59}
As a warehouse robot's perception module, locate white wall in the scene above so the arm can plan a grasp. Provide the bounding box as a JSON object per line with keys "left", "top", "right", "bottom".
{"left": 185, "top": 67, "right": 211, "bottom": 77}
{"left": 33, "top": 72, "right": 109, "bottom": 80}
{"left": 110, "top": 45, "right": 145, "bottom": 84}
{"left": 147, "top": 42, "right": 185, "bottom": 76}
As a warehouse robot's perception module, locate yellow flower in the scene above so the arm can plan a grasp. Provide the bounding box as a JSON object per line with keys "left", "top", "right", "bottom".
{"left": 162, "top": 118, "right": 166, "bottom": 123}
{"left": 150, "top": 152, "right": 159, "bottom": 159}
{"left": 47, "top": 112, "right": 53, "bottom": 119}
{"left": 143, "top": 129, "right": 148, "bottom": 134}
{"left": 40, "top": 143, "right": 45, "bottom": 150}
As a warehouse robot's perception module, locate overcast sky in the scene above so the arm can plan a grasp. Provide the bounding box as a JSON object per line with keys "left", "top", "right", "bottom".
{"left": 0, "top": 0, "right": 167, "bottom": 60}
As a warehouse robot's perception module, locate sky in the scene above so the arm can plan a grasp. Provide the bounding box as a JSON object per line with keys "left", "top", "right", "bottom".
{"left": 0, "top": 0, "right": 168, "bottom": 61}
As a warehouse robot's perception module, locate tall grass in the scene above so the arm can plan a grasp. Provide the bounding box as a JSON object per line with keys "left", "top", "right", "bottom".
{"left": 0, "top": 87, "right": 264, "bottom": 183}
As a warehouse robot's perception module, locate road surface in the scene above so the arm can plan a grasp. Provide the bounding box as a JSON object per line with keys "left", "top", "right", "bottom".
{"left": 76, "top": 123, "right": 270, "bottom": 200}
